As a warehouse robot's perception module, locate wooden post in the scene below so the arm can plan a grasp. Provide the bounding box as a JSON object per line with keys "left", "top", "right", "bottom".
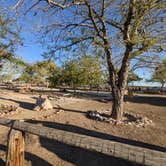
{"left": 6, "top": 129, "right": 24, "bottom": 166}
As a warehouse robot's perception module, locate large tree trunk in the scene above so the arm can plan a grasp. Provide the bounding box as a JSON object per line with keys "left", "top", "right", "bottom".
{"left": 103, "top": 28, "right": 131, "bottom": 121}
{"left": 103, "top": 40, "right": 126, "bottom": 121}
{"left": 111, "top": 88, "right": 125, "bottom": 121}
{"left": 106, "top": 52, "right": 130, "bottom": 121}
{"left": 111, "top": 90, "right": 124, "bottom": 121}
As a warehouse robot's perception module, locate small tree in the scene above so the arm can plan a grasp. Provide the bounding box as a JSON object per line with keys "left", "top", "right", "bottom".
{"left": 150, "top": 59, "right": 166, "bottom": 91}
{"left": 18, "top": 60, "right": 59, "bottom": 85}
{"left": 33, "top": 60, "right": 59, "bottom": 85}
{"left": 0, "top": 57, "right": 25, "bottom": 82}
{"left": 52, "top": 55, "right": 104, "bottom": 89}
{"left": 79, "top": 55, "right": 104, "bottom": 88}
{"left": 61, "top": 60, "right": 82, "bottom": 90}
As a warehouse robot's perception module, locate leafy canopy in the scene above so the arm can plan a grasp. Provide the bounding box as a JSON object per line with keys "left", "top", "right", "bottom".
{"left": 150, "top": 59, "right": 166, "bottom": 86}
{"left": 49, "top": 55, "right": 104, "bottom": 87}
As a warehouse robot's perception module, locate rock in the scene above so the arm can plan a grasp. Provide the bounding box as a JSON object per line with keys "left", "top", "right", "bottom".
{"left": 41, "top": 98, "right": 53, "bottom": 109}
{"left": 87, "top": 110, "right": 107, "bottom": 121}
{"left": 34, "top": 95, "right": 53, "bottom": 111}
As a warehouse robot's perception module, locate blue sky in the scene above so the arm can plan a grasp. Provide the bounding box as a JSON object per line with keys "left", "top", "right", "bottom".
{"left": 16, "top": 41, "right": 44, "bottom": 63}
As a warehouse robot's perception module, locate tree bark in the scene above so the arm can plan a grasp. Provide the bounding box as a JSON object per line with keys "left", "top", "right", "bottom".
{"left": 106, "top": 44, "right": 131, "bottom": 121}
{"left": 103, "top": 39, "right": 127, "bottom": 121}
{"left": 111, "top": 88, "right": 125, "bottom": 121}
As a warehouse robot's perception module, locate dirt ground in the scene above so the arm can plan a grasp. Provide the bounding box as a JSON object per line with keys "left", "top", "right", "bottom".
{"left": 0, "top": 89, "right": 165, "bottom": 166}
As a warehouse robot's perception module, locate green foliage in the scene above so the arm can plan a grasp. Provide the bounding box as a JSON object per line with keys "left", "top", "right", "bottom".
{"left": 48, "top": 55, "right": 104, "bottom": 88}
{"left": 17, "top": 65, "right": 34, "bottom": 83}
{"left": 0, "top": 12, "right": 21, "bottom": 70}
{"left": 0, "top": 57, "right": 26, "bottom": 82}
{"left": 61, "top": 60, "right": 81, "bottom": 87}
{"left": 128, "top": 72, "right": 142, "bottom": 84}
{"left": 17, "top": 60, "right": 59, "bottom": 84}
{"left": 79, "top": 55, "right": 104, "bottom": 87}
{"left": 150, "top": 59, "right": 166, "bottom": 87}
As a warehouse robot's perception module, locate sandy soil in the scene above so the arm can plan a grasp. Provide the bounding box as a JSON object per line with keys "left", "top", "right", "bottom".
{"left": 0, "top": 89, "right": 165, "bottom": 166}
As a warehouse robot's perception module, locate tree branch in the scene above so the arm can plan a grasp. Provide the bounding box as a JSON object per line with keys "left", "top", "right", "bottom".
{"left": 101, "top": 0, "right": 105, "bottom": 17}
{"left": 106, "top": 20, "right": 123, "bottom": 32}
{"left": 84, "top": 1, "right": 102, "bottom": 38}
{"left": 54, "top": 36, "right": 94, "bottom": 51}
{"left": 47, "top": 0, "right": 85, "bottom": 9}
{"left": 63, "top": 23, "right": 94, "bottom": 30}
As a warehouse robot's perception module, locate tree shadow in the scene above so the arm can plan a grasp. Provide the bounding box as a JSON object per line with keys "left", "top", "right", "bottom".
{"left": 127, "top": 95, "right": 166, "bottom": 107}
{"left": 53, "top": 106, "right": 85, "bottom": 114}
{"left": 0, "top": 97, "right": 35, "bottom": 110}
{"left": 73, "top": 92, "right": 113, "bottom": 103}
{"left": 77, "top": 93, "right": 166, "bottom": 106}
{"left": 0, "top": 144, "right": 52, "bottom": 166}
{"left": 60, "top": 91, "right": 166, "bottom": 106}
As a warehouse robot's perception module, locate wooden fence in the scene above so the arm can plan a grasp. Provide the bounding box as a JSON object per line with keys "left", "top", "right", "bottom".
{"left": 0, "top": 117, "right": 165, "bottom": 166}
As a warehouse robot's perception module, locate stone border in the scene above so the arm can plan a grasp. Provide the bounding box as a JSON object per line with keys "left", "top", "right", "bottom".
{"left": 86, "top": 110, "right": 154, "bottom": 127}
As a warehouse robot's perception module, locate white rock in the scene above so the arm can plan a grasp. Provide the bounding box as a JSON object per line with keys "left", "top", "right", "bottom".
{"left": 34, "top": 96, "right": 53, "bottom": 111}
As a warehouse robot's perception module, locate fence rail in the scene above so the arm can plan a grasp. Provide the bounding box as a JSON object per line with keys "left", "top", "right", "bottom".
{"left": 0, "top": 117, "right": 165, "bottom": 166}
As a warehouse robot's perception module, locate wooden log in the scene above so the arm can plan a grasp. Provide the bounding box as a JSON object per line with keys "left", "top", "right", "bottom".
{"left": 0, "top": 118, "right": 165, "bottom": 166}
{"left": 6, "top": 129, "right": 24, "bottom": 166}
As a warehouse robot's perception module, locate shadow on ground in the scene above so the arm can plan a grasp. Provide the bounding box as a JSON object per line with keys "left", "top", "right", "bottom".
{"left": 128, "top": 95, "right": 166, "bottom": 107}
{"left": 51, "top": 91, "right": 166, "bottom": 107}
{"left": 54, "top": 105, "right": 85, "bottom": 114}
{"left": 0, "top": 144, "right": 52, "bottom": 166}
{"left": 0, "top": 97, "right": 35, "bottom": 110}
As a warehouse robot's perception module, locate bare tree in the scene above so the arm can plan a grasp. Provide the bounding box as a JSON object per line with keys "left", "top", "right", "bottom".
{"left": 13, "top": 0, "right": 166, "bottom": 120}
